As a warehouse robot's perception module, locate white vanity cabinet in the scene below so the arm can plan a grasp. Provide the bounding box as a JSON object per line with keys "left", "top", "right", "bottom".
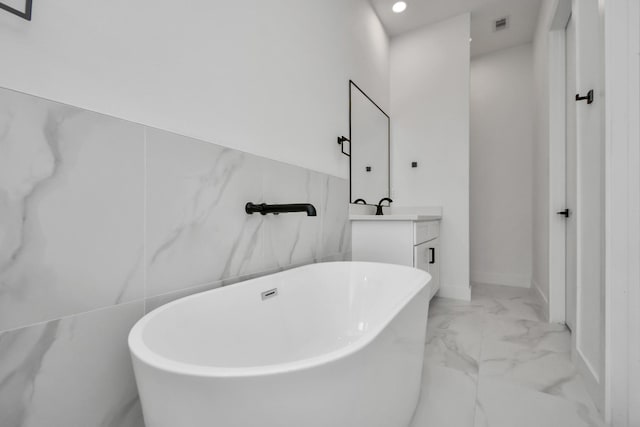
{"left": 351, "top": 217, "right": 441, "bottom": 299}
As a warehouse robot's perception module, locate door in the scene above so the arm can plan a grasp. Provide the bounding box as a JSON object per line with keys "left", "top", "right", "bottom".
{"left": 564, "top": 0, "right": 606, "bottom": 410}
{"left": 565, "top": 14, "right": 577, "bottom": 332}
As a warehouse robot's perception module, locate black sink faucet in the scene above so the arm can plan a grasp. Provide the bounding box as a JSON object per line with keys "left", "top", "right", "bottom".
{"left": 245, "top": 202, "right": 317, "bottom": 216}
{"left": 375, "top": 198, "right": 393, "bottom": 216}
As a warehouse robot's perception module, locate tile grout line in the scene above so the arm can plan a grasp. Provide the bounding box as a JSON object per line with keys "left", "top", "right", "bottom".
{"left": 0, "top": 252, "right": 349, "bottom": 336}
{"left": 143, "top": 126, "right": 148, "bottom": 315}
{"left": 0, "top": 299, "right": 144, "bottom": 336}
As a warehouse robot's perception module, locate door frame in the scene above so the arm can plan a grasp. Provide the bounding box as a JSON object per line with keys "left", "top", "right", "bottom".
{"left": 547, "top": 0, "right": 572, "bottom": 324}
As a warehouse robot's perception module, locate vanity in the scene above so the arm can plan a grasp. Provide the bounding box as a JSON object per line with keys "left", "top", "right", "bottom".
{"left": 344, "top": 81, "right": 442, "bottom": 300}
{"left": 350, "top": 208, "right": 442, "bottom": 299}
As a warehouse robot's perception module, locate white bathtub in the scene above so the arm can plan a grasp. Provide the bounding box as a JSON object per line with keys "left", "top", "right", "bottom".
{"left": 129, "top": 261, "right": 431, "bottom": 427}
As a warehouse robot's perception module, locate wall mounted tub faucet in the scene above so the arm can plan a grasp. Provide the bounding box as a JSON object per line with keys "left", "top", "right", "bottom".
{"left": 375, "top": 198, "right": 393, "bottom": 216}
{"left": 245, "top": 202, "right": 317, "bottom": 216}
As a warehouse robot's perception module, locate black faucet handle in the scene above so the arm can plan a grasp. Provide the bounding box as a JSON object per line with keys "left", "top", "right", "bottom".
{"left": 353, "top": 199, "right": 367, "bottom": 205}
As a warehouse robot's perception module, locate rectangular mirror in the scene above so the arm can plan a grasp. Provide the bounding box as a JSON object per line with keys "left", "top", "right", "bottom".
{"left": 349, "top": 80, "right": 390, "bottom": 204}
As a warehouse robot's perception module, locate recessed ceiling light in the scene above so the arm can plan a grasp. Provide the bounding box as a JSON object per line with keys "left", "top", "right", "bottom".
{"left": 392, "top": 1, "right": 407, "bottom": 13}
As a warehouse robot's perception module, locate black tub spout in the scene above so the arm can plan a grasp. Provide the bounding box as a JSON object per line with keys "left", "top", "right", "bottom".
{"left": 245, "top": 202, "right": 317, "bottom": 216}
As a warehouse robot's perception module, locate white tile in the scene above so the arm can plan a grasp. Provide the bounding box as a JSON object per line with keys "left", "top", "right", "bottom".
{"left": 262, "top": 161, "right": 323, "bottom": 268}
{"left": 410, "top": 365, "right": 477, "bottom": 427}
{"left": 470, "top": 294, "right": 544, "bottom": 322}
{"left": 421, "top": 285, "right": 603, "bottom": 427}
{"left": 144, "top": 280, "right": 222, "bottom": 313}
{"left": 474, "top": 378, "right": 603, "bottom": 427}
{"left": 320, "top": 175, "right": 350, "bottom": 257}
{"left": 479, "top": 339, "right": 577, "bottom": 393}
{"left": 0, "top": 301, "right": 145, "bottom": 427}
{"left": 482, "top": 316, "right": 570, "bottom": 352}
{"left": 0, "top": 88, "right": 145, "bottom": 332}
{"left": 145, "top": 129, "right": 266, "bottom": 296}
{"left": 425, "top": 312, "right": 484, "bottom": 375}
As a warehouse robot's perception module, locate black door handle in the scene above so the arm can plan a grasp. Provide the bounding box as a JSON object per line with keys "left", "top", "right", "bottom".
{"left": 576, "top": 90, "right": 594, "bottom": 104}
{"left": 557, "top": 209, "right": 571, "bottom": 218}
{"left": 429, "top": 248, "right": 435, "bottom": 264}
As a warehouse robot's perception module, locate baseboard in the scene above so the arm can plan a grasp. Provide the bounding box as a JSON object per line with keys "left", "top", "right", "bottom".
{"left": 471, "top": 271, "right": 532, "bottom": 288}
{"left": 436, "top": 284, "right": 471, "bottom": 301}
{"left": 531, "top": 279, "right": 548, "bottom": 304}
{"left": 575, "top": 347, "right": 605, "bottom": 414}
{"left": 531, "top": 279, "right": 549, "bottom": 322}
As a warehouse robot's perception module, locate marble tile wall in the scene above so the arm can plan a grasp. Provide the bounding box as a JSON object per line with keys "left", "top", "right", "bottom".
{"left": 0, "top": 87, "right": 350, "bottom": 426}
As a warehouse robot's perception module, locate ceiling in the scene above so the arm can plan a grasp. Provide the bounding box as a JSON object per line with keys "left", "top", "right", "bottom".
{"left": 371, "top": 0, "right": 542, "bottom": 57}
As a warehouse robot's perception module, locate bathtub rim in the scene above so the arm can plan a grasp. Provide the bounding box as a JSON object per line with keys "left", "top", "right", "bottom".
{"left": 129, "top": 261, "right": 430, "bottom": 379}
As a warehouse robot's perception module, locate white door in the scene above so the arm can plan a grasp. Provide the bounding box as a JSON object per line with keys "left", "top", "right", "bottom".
{"left": 565, "top": 14, "right": 577, "bottom": 332}
{"left": 566, "top": 0, "right": 606, "bottom": 411}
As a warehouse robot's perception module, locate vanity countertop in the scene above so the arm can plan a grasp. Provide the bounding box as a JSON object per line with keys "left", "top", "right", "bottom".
{"left": 349, "top": 206, "right": 442, "bottom": 221}
{"left": 349, "top": 214, "right": 441, "bottom": 221}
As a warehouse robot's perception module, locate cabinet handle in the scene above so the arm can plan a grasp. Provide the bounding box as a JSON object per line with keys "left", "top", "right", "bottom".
{"left": 429, "top": 248, "right": 435, "bottom": 264}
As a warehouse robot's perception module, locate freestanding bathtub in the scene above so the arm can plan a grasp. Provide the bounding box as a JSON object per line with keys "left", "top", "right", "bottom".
{"left": 129, "top": 261, "right": 431, "bottom": 427}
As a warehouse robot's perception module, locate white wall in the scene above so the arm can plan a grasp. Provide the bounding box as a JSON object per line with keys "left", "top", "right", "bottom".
{"left": 0, "top": 0, "right": 389, "bottom": 179}
{"left": 470, "top": 43, "right": 534, "bottom": 288}
{"left": 532, "top": 0, "right": 558, "bottom": 306}
{"left": 390, "top": 14, "right": 471, "bottom": 300}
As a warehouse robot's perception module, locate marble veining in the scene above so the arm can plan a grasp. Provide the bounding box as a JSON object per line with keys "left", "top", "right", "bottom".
{"left": 0, "top": 87, "right": 145, "bottom": 332}
{"left": 0, "top": 87, "right": 350, "bottom": 426}
{"left": 411, "top": 283, "right": 603, "bottom": 427}
{"left": 145, "top": 129, "right": 348, "bottom": 297}
{"left": 0, "top": 321, "right": 59, "bottom": 427}
{"left": 0, "top": 302, "right": 144, "bottom": 427}
{"left": 262, "top": 162, "right": 323, "bottom": 268}
{"left": 320, "top": 175, "right": 350, "bottom": 256}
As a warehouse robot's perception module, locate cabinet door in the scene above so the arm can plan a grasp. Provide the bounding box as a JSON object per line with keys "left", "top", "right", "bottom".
{"left": 428, "top": 238, "right": 440, "bottom": 297}
{"left": 413, "top": 242, "right": 431, "bottom": 273}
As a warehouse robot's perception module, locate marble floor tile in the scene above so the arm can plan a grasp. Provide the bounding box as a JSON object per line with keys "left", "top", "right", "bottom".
{"left": 479, "top": 339, "right": 577, "bottom": 394}
{"left": 471, "top": 283, "right": 545, "bottom": 322}
{"left": 414, "top": 284, "right": 604, "bottom": 427}
{"left": 472, "top": 294, "right": 544, "bottom": 322}
{"left": 474, "top": 378, "right": 603, "bottom": 427}
{"left": 425, "top": 307, "right": 485, "bottom": 375}
{"left": 482, "top": 315, "right": 570, "bottom": 352}
{"left": 410, "top": 365, "right": 477, "bottom": 427}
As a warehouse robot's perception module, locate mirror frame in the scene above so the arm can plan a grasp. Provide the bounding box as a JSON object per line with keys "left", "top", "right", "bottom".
{"left": 348, "top": 80, "right": 391, "bottom": 204}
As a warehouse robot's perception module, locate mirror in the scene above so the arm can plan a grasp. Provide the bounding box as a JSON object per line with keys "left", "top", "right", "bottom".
{"left": 348, "top": 80, "right": 390, "bottom": 204}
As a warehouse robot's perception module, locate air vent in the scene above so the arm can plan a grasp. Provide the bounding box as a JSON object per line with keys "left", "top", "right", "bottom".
{"left": 494, "top": 16, "right": 509, "bottom": 31}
